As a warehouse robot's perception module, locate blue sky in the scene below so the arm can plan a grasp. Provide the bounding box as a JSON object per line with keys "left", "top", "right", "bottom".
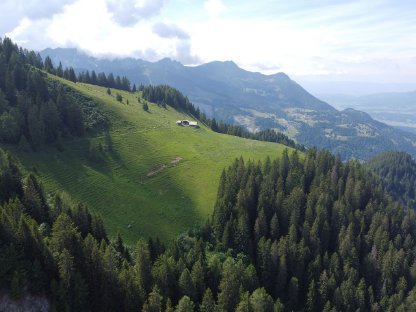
{"left": 1, "top": 0, "right": 416, "bottom": 84}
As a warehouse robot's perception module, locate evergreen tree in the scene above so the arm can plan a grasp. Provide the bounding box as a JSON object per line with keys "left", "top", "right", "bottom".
{"left": 143, "top": 286, "right": 164, "bottom": 312}
{"left": 269, "top": 213, "right": 280, "bottom": 240}
{"left": 165, "top": 298, "right": 174, "bottom": 312}
{"left": 200, "top": 288, "right": 215, "bottom": 312}
{"left": 68, "top": 67, "right": 77, "bottom": 82}
{"left": 235, "top": 292, "right": 251, "bottom": 312}
{"left": 191, "top": 260, "right": 205, "bottom": 302}
{"left": 287, "top": 277, "right": 299, "bottom": 311}
{"left": 179, "top": 268, "right": 196, "bottom": 301}
{"left": 217, "top": 258, "right": 244, "bottom": 311}
{"left": 43, "top": 56, "right": 54, "bottom": 74}
{"left": 57, "top": 62, "right": 63, "bottom": 77}
{"left": 22, "top": 173, "right": 49, "bottom": 223}
{"left": 175, "top": 296, "right": 195, "bottom": 312}
{"left": 306, "top": 279, "right": 318, "bottom": 312}
{"left": 134, "top": 238, "right": 152, "bottom": 294}
{"left": 250, "top": 288, "right": 274, "bottom": 312}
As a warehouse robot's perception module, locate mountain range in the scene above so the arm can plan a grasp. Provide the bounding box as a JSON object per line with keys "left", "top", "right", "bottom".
{"left": 40, "top": 48, "right": 416, "bottom": 160}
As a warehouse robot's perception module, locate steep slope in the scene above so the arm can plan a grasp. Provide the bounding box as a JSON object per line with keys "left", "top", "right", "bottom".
{"left": 40, "top": 48, "right": 416, "bottom": 160}
{"left": 12, "top": 77, "right": 289, "bottom": 243}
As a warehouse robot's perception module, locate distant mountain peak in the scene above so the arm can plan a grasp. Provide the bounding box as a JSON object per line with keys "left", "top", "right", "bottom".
{"left": 222, "top": 60, "right": 238, "bottom": 67}
{"left": 43, "top": 47, "right": 85, "bottom": 56}
{"left": 271, "top": 72, "right": 291, "bottom": 79}
{"left": 157, "top": 57, "right": 175, "bottom": 64}
{"left": 207, "top": 60, "right": 237, "bottom": 66}
{"left": 201, "top": 60, "right": 239, "bottom": 70}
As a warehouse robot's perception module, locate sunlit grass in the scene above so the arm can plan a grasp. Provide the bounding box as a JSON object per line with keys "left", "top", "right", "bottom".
{"left": 16, "top": 79, "right": 290, "bottom": 243}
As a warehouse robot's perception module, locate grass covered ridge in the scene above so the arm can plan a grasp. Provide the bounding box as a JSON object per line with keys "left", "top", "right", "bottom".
{"left": 15, "top": 78, "right": 290, "bottom": 243}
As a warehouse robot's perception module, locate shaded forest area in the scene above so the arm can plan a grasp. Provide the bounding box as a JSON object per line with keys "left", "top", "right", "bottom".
{"left": 366, "top": 151, "right": 416, "bottom": 208}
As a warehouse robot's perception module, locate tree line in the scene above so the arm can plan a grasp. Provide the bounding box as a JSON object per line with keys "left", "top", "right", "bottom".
{"left": 76, "top": 70, "right": 132, "bottom": 92}
{"left": 139, "top": 84, "right": 304, "bottom": 150}
{"left": 2, "top": 146, "right": 416, "bottom": 311}
{"left": 43, "top": 54, "right": 133, "bottom": 92}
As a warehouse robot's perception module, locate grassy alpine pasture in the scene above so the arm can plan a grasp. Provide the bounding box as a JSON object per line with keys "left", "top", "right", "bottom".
{"left": 15, "top": 78, "right": 291, "bottom": 243}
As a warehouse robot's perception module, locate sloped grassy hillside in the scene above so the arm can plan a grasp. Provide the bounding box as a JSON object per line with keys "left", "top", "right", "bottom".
{"left": 15, "top": 78, "right": 290, "bottom": 243}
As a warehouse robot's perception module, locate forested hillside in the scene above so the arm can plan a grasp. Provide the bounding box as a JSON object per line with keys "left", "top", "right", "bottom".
{"left": 209, "top": 149, "right": 416, "bottom": 311}
{"left": 0, "top": 38, "right": 107, "bottom": 150}
{"left": 366, "top": 151, "right": 416, "bottom": 208}
{"left": 3, "top": 147, "right": 416, "bottom": 311}
{"left": 0, "top": 36, "right": 300, "bottom": 152}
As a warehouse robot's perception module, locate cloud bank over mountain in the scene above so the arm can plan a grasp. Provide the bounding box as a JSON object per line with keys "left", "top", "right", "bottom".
{"left": 2, "top": 0, "right": 416, "bottom": 85}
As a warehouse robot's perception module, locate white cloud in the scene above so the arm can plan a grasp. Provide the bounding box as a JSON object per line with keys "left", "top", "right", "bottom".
{"left": 5, "top": 18, "right": 53, "bottom": 50}
{"left": 175, "top": 40, "right": 200, "bottom": 64}
{"left": 106, "top": 0, "right": 168, "bottom": 26}
{"left": 204, "top": 0, "right": 225, "bottom": 19}
{"left": 185, "top": 19, "right": 330, "bottom": 75}
{"left": 7, "top": 0, "right": 198, "bottom": 64}
{"left": 3, "top": 0, "right": 416, "bottom": 83}
{"left": 0, "top": 0, "right": 75, "bottom": 34}
{"left": 152, "top": 22, "right": 189, "bottom": 39}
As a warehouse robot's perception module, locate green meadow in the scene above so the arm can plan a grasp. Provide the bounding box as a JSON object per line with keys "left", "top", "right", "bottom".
{"left": 15, "top": 79, "right": 290, "bottom": 243}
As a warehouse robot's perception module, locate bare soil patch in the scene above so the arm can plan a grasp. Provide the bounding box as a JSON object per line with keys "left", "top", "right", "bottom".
{"left": 171, "top": 157, "right": 183, "bottom": 165}
{"left": 147, "top": 164, "right": 167, "bottom": 177}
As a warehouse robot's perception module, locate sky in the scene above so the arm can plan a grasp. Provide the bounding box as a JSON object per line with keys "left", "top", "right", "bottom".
{"left": 2, "top": 0, "right": 416, "bottom": 85}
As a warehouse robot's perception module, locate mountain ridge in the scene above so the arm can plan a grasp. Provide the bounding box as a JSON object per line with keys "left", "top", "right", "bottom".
{"left": 40, "top": 47, "right": 416, "bottom": 160}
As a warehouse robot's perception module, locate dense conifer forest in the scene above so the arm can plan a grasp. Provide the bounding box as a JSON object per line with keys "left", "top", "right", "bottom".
{"left": 366, "top": 151, "right": 416, "bottom": 209}
{"left": 2, "top": 146, "right": 416, "bottom": 311}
